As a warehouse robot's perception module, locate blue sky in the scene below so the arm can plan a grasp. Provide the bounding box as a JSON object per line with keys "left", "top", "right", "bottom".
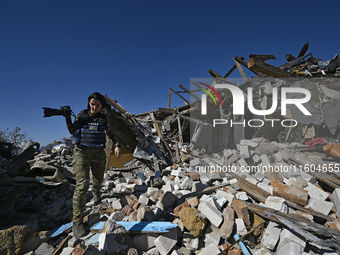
{"left": 1, "top": 0, "right": 339, "bottom": 146}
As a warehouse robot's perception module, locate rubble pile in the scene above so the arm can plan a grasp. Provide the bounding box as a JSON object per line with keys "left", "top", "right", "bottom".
{"left": 1, "top": 44, "right": 340, "bottom": 255}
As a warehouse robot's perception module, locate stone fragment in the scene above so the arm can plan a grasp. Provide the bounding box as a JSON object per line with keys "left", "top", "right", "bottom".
{"left": 239, "top": 145, "right": 250, "bottom": 159}
{"left": 178, "top": 207, "right": 207, "bottom": 237}
{"left": 0, "top": 225, "right": 29, "bottom": 255}
{"left": 186, "top": 197, "right": 199, "bottom": 208}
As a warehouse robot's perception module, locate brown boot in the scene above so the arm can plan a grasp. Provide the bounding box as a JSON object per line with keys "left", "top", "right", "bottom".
{"left": 72, "top": 222, "right": 85, "bottom": 238}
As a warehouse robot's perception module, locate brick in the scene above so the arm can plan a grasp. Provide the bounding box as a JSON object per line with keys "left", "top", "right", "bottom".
{"left": 232, "top": 200, "right": 250, "bottom": 226}
{"left": 186, "top": 197, "right": 199, "bottom": 208}
{"left": 188, "top": 171, "right": 200, "bottom": 181}
{"left": 154, "top": 228, "right": 178, "bottom": 255}
{"left": 198, "top": 201, "right": 223, "bottom": 227}
{"left": 261, "top": 222, "right": 281, "bottom": 250}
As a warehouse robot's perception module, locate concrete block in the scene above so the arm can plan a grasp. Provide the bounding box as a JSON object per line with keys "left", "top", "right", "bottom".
{"left": 260, "top": 155, "right": 271, "bottom": 167}
{"left": 138, "top": 194, "right": 149, "bottom": 205}
{"left": 204, "top": 223, "right": 221, "bottom": 246}
{"left": 261, "top": 222, "right": 281, "bottom": 250}
{"left": 216, "top": 189, "right": 234, "bottom": 205}
{"left": 253, "top": 247, "right": 273, "bottom": 255}
{"left": 157, "top": 191, "right": 178, "bottom": 210}
{"left": 257, "top": 182, "right": 273, "bottom": 195}
{"left": 238, "top": 158, "right": 248, "bottom": 167}
{"left": 200, "top": 174, "right": 211, "bottom": 185}
{"left": 146, "top": 247, "right": 160, "bottom": 255}
{"left": 240, "top": 139, "right": 259, "bottom": 148}
{"left": 223, "top": 149, "right": 234, "bottom": 158}
{"left": 171, "top": 169, "right": 185, "bottom": 178}
{"left": 277, "top": 241, "right": 303, "bottom": 255}
{"left": 333, "top": 188, "right": 340, "bottom": 212}
{"left": 60, "top": 247, "right": 74, "bottom": 255}
{"left": 191, "top": 182, "right": 209, "bottom": 192}
{"left": 180, "top": 176, "right": 194, "bottom": 190}
{"left": 265, "top": 196, "right": 287, "bottom": 213}
{"left": 162, "top": 182, "right": 174, "bottom": 193}
{"left": 147, "top": 187, "right": 159, "bottom": 196}
{"left": 252, "top": 154, "right": 261, "bottom": 163}
{"left": 246, "top": 177, "right": 258, "bottom": 185}
{"left": 198, "top": 201, "right": 223, "bottom": 227}
{"left": 278, "top": 228, "right": 306, "bottom": 249}
{"left": 197, "top": 243, "right": 221, "bottom": 255}
{"left": 235, "top": 191, "right": 248, "bottom": 201}
{"left": 212, "top": 194, "right": 228, "bottom": 210}
{"left": 305, "top": 198, "right": 334, "bottom": 216}
{"left": 235, "top": 218, "right": 247, "bottom": 235}
{"left": 34, "top": 242, "right": 55, "bottom": 255}
{"left": 132, "top": 234, "right": 157, "bottom": 251}
{"left": 239, "top": 145, "right": 250, "bottom": 159}
{"left": 154, "top": 228, "right": 178, "bottom": 255}
{"left": 182, "top": 232, "right": 199, "bottom": 250}
{"left": 304, "top": 182, "right": 329, "bottom": 201}
{"left": 254, "top": 171, "right": 265, "bottom": 181}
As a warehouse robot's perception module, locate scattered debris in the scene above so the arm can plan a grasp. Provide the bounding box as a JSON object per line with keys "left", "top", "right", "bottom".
{"left": 1, "top": 43, "right": 340, "bottom": 255}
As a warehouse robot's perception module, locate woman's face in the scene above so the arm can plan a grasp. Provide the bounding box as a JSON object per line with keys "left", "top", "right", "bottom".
{"left": 89, "top": 98, "right": 102, "bottom": 114}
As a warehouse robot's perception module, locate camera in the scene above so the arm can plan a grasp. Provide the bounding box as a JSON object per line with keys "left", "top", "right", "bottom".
{"left": 42, "top": 106, "right": 71, "bottom": 117}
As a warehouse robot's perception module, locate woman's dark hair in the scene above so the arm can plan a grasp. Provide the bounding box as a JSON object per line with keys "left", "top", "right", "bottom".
{"left": 87, "top": 92, "right": 111, "bottom": 110}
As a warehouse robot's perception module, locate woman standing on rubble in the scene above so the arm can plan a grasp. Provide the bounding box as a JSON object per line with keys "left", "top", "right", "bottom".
{"left": 64, "top": 92, "right": 121, "bottom": 238}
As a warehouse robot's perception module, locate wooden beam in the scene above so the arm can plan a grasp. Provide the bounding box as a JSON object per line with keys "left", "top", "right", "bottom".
{"left": 105, "top": 95, "right": 127, "bottom": 114}
{"left": 170, "top": 88, "right": 189, "bottom": 105}
{"left": 150, "top": 111, "right": 172, "bottom": 156}
{"left": 179, "top": 84, "right": 200, "bottom": 100}
{"left": 168, "top": 88, "right": 172, "bottom": 109}
{"left": 234, "top": 56, "right": 259, "bottom": 75}
{"left": 224, "top": 56, "right": 245, "bottom": 78}
{"left": 249, "top": 54, "right": 277, "bottom": 61}
{"left": 248, "top": 58, "right": 292, "bottom": 78}
{"left": 234, "top": 57, "right": 248, "bottom": 82}
{"left": 286, "top": 53, "right": 296, "bottom": 62}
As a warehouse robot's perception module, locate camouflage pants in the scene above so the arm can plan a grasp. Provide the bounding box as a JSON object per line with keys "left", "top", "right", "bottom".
{"left": 72, "top": 146, "right": 106, "bottom": 224}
